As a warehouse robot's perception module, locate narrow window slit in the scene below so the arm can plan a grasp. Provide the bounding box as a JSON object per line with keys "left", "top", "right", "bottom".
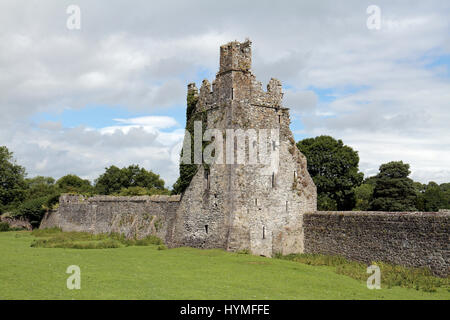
{"left": 205, "top": 170, "right": 210, "bottom": 190}
{"left": 205, "top": 225, "right": 208, "bottom": 234}
{"left": 263, "top": 226, "right": 265, "bottom": 239}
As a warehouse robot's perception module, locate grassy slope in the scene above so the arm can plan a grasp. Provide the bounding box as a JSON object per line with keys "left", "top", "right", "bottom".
{"left": 0, "top": 231, "right": 448, "bottom": 300}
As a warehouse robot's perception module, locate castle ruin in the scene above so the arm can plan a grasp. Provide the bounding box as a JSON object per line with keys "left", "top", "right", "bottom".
{"left": 40, "top": 40, "right": 449, "bottom": 276}
{"left": 170, "top": 39, "right": 316, "bottom": 255}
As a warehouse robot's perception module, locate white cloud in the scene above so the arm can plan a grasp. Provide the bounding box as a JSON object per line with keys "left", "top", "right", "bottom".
{"left": 4, "top": 116, "right": 185, "bottom": 187}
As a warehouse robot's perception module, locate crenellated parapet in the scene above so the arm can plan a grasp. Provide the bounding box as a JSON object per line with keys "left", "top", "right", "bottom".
{"left": 194, "top": 41, "right": 285, "bottom": 113}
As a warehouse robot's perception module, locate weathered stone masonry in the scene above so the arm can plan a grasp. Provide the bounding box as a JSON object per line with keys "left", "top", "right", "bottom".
{"left": 170, "top": 39, "right": 317, "bottom": 256}
{"left": 40, "top": 40, "right": 449, "bottom": 277}
{"left": 304, "top": 211, "right": 449, "bottom": 276}
{"left": 40, "top": 194, "right": 181, "bottom": 244}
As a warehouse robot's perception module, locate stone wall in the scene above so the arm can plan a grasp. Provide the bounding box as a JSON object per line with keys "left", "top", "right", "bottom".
{"left": 0, "top": 215, "right": 32, "bottom": 230}
{"left": 40, "top": 194, "right": 180, "bottom": 244}
{"left": 303, "top": 211, "right": 449, "bottom": 277}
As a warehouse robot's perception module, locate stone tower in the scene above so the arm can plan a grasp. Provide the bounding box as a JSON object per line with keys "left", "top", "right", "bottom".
{"left": 171, "top": 40, "right": 317, "bottom": 256}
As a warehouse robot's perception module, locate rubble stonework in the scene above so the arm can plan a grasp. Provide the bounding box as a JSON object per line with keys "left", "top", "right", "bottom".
{"left": 39, "top": 40, "right": 449, "bottom": 276}
{"left": 40, "top": 194, "right": 180, "bottom": 244}
{"left": 303, "top": 211, "right": 450, "bottom": 277}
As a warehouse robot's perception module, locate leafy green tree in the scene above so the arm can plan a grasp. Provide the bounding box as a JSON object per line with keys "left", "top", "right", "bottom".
{"left": 317, "top": 194, "right": 338, "bottom": 211}
{"left": 24, "top": 176, "right": 57, "bottom": 199}
{"left": 439, "top": 183, "right": 450, "bottom": 209}
{"left": 353, "top": 183, "right": 374, "bottom": 211}
{"left": 0, "top": 146, "right": 26, "bottom": 212}
{"left": 421, "top": 182, "right": 443, "bottom": 212}
{"left": 95, "top": 165, "right": 166, "bottom": 195}
{"left": 369, "top": 161, "right": 417, "bottom": 211}
{"left": 413, "top": 181, "right": 426, "bottom": 211}
{"left": 415, "top": 182, "right": 450, "bottom": 212}
{"left": 56, "top": 174, "right": 92, "bottom": 194}
{"left": 296, "top": 136, "right": 364, "bottom": 210}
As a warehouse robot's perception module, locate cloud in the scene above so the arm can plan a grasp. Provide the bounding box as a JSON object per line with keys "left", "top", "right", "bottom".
{"left": 5, "top": 116, "right": 185, "bottom": 187}
{"left": 283, "top": 90, "right": 318, "bottom": 114}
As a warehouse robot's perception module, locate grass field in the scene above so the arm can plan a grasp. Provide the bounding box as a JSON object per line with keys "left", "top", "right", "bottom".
{"left": 0, "top": 231, "right": 448, "bottom": 300}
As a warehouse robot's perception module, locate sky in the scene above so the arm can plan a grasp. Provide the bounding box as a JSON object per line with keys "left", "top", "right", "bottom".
{"left": 1, "top": 0, "right": 449, "bottom": 188}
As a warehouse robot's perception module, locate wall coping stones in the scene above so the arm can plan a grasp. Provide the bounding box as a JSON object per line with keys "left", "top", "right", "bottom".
{"left": 312, "top": 211, "right": 449, "bottom": 217}
{"left": 59, "top": 194, "right": 181, "bottom": 204}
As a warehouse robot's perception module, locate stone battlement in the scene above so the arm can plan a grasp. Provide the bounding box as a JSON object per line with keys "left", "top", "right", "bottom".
{"left": 219, "top": 39, "right": 252, "bottom": 74}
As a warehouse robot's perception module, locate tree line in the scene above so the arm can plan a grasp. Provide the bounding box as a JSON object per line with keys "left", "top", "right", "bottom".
{"left": 296, "top": 136, "right": 450, "bottom": 212}
{"left": 0, "top": 146, "right": 168, "bottom": 227}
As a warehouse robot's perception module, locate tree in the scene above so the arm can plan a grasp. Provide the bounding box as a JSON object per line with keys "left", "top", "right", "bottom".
{"left": 439, "top": 183, "right": 450, "bottom": 210}
{"left": 24, "top": 176, "right": 57, "bottom": 199}
{"left": 421, "top": 182, "right": 443, "bottom": 212}
{"left": 413, "top": 181, "right": 426, "bottom": 211}
{"left": 296, "top": 136, "right": 364, "bottom": 210}
{"left": 415, "top": 182, "right": 450, "bottom": 212}
{"left": 369, "top": 161, "right": 417, "bottom": 211}
{"left": 56, "top": 174, "right": 92, "bottom": 194}
{"left": 95, "top": 165, "right": 166, "bottom": 195}
{"left": 0, "top": 146, "right": 26, "bottom": 212}
{"left": 353, "top": 183, "right": 374, "bottom": 211}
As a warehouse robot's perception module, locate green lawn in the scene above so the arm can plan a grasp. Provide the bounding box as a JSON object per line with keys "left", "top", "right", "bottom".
{"left": 0, "top": 231, "right": 448, "bottom": 300}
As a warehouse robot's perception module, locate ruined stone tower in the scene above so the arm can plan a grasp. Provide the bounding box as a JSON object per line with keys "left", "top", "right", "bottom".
{"left": 39, "top": 40, "right": 448, "bottom": 276}
{"left": 171, "top": 40, "right": 317, "bottom": 256}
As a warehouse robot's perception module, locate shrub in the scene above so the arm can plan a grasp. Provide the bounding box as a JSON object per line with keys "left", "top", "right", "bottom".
{"left": 0, "top": 222, "right": 10, "bottom": 232}
{"left": 14, "top": 196, "right": 47, "bottom": 228}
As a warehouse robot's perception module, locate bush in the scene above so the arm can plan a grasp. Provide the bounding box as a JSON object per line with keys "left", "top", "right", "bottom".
{"left": 14, "top": 193, "right": 62, "bottom": 228}
{"left": 0, "top": 222, "right": 10, "bottom": 232}
{"left": 14, "top": 196, "right": 47, "bottom": 228}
